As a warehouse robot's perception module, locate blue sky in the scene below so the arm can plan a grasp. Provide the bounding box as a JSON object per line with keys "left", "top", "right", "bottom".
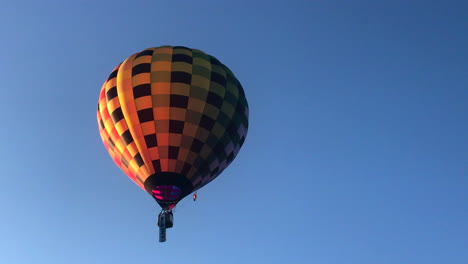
{"left": 1, "top": 1, "right": 467, "bottom": 263}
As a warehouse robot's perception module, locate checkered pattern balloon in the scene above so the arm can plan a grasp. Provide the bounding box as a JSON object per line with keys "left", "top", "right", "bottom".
{"left": 97, "top": 46, "right": 249, "bottom": 208}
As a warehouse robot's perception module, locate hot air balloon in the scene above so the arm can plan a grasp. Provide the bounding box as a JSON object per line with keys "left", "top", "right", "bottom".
{"left": 97, "top": 46, "right": 249, "bottom": 242}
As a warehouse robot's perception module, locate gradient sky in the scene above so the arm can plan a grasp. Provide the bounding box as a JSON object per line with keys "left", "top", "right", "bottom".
{"left": 1, "top": 1, "right": 467, "bottom": 263}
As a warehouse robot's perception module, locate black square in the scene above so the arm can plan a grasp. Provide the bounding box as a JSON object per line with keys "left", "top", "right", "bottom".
{"left": 108, "top": 138, "right": 116, "bottom": 150}
{"left": 107, "top": 69, "right": 118, "bottom": 81}
{"left": 211, "top": 72, "right": 227, "bottom": 86}
{"left": 210, "top": 167, "right": 219, "bottom": 176}
{"left": 137, "top": 108, "right": 154, "bottom": 123}
{"left": 121, "top": 156, "right": 129, "bottom": 168}
{"left": 206, "top": 135, "right": 218, "bottom": 148}
{"left": 225, "top": 122, "right": 236, "bottom": 136}
{"left": 171, "top": 71, "right": 192, "bottom": 85}
{"left": 135, "top": 49, "right": 154, "bottom": 58}
{"left": 173, "top": 46, "right": 192, "bottom": 51}
{"left": 217, "top": 111, "right": 230, "bottom": 127}
{"left": 170, "top": 94, "right": 189, "bottom": 108}
{"left": 144, "top": 134, "right": 157, "bottom": 148}
{"left": 169, "top": 120, "right": 184, "bottom": 134}
{"left": 111, "top": 108, "right": 124, "bottom": 123}
{"left": 106, "top": 86, "right": 118, "bottom": 101}
{"left": 121, "top": 130, "right": 133, "bottom": 145}
{"left": 226, "top": 152, "right": 234, "bottom": 163}
{"left": 236, "top": 102, "right": 246, "bottom": 113}
{"left": 210, "top": 57, "right": 222, "bottom": 66}
{"left": 199, "top": 115, "right": 215, "bottom": 130}
{"left": 189, "top": 85, "right": 208, "bottom": 101}
{"left": 227, "top": 73, "right": 240, "bottom": 86}
{"left": 168, "top": 146, "right": 179, "bottom": 159}
{"left": 99, "top": 119, "right": 105, "bottom": 129}
{"left": 152, "top": 160, "right": 161, "bottom": 172}
{"left": 133, "top": 84, "right": 151, "bottom": 98}
{"left": 198, "top": 166, "right": 210, "bottom": 178}
{"left": 172, "top": 54, "right": 193, "bottom": 64}
{"left": 224, "top": 90, "right": 238, "bottom": 106}
{"left": 184, "top": 110, "right": 202, "bottom": 125}
{"left": 190, "top": 138, "right": 203, "bottom": 153}
{"left": 193, "top": 157, "right": 205, "bottom": 169}
{"left": 239, "top": 136, "right": 246, "bottom": 145}
{"left": 206, "top": 92, "right": 223, "bottom": 109}
{"left": 155, "top": 120, "right": 170, "bottom": 133}
{"left": 213, "top": 142, "right": 225, "bottom": 156}
{"left": 132, "top": 63, "right": 151, "bottom": 76}
{"left": 134, "top": 153, "right": 144, "bottom": 167}
{"left": 181, "top": 162, "right": 191, "bottom": 175}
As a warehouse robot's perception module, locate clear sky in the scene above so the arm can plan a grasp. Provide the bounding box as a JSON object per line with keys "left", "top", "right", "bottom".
{"left": 1, "top": 1, "right": 467, "bottom": 263}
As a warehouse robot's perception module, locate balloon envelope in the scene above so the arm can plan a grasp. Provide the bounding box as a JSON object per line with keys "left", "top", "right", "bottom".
{"left": 97, "top": 46, "right": 249, "bottom": 208}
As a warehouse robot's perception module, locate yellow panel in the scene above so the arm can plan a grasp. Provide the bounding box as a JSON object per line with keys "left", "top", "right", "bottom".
{"left": 114, "top": 139, "right": 126, "bottom": 155}
{"left": 141, "top": 121, "right": 156, "bottom": 135}
{"left": 174, "top": 160, "right": 185, "bottom": 174}
{"left": 117, "top": 53, "right": 155, "bottom": 175}
{"left": 155, "top": 120, "right": 169, "bottom": 133}
{"left": 173, "top": 48, "right": 192, "bottom": 56}
{"left": 226, "top": 82, "right": 239, "bottom": 97}
{"left": 160, "top": 158, "right": 169, "bottom": 171}
{"left": 187, "top": 98, "right": 205, "bottom": 113}
{"left": 106, "top": 97, "right": 120, "bottom": 113}
{"left": 152, "top": 94, "right": 170, "bottom": 107}
{"left": 128, "top": 159, "right": 140, "bottom": 174}
{"left": 152, "top": 61, "right": 171, "bottom": 71}
{"left": 172, "top": 62, "right": 192, "bottom": 73}
{"left": 148, "top": 147, "right": 160, "bottom": 160}
{"left": 154, "top": 47, "right": 173, "bottom": 54}
{"left": 127, "top": 142, "right": 139, "bottom": 157}
{"left": 138, "top": 165, "right": 151, "bottom": 181}
{"left": 135, "top": 96, "right": 152, "bottom": 110}
{"left": 203, "top": 104, "right": 220, "bottom": 120}
{"left": 193, "top": 57, "right": 211, "bottom": 69}
{"left": 186, "top": 151, "right": 198, "bottom": 164}
{"left": 106, "top": 76, "right": 117, "bottom": 86}
{"left": 151, "top": 71, "right": 171, "bottom": 83}
{"left": 211, "top": 122, "right": 226, "bottom": 139}
{"left": 209, "top": 83, "right": 226, "bottom": 98}
{"left": 99, "top": 130, "right": 109, "bottom": 144}
{"left": 169, "top": 133, "right": 182, "bottom": 146}
{"left": 195, "top": 127, "right": 210, "bottom": 142}
{"left": 170, "top": 108, "right": 186, "bottom": 121}
{"left": 221, "top": 103, "right": 235, "bottom": 118}
{"left": 167, "top": 159, "right": 177, "bottom": 172}
{"left": 156, "top": 133, "right": 170, "bottom": 146}
{"left": 211, "top": 64, "right": 226, "bottom": 75}
{"left": 170, "top": 83, "right": 190, "bottom": 96}
{"left": 151, "top": 82, "right": 171, "bottom": 94}
{"left": 98, "top": 100, "right": 107, "bottom": 113}
{"left": 132, "top": 73, "right": 151, "bottom": 86}
{"left": 191, "top": 75, "right": 210, "bottom": 89}
{"left": 180, "top": 135, "right": 193, "bottom": 149}
{"left": 154, "top": 107, "right": 170, "bottom": 120}
{"left": 133, "top": 54, "right": 152, "bottom": 64}
{"left": 182, "top": 123, "right": 198, "bottom": 138}
{"left": 187, "top": 167, "right": 197, "bottom": 179}
{"left": 121, "top": 148, "right": 133, "bottom": 162}
{"left": 114, "top": 120, "right": 127, "bottom": 135}
{"left": 103, "top": 118, "right": 114, "bottom": 131}
{"left": 177, "top": 148, "right": 189, "bottom": 162}
{"left": 199, "top": 145, "right": 212, "bottom": 160}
